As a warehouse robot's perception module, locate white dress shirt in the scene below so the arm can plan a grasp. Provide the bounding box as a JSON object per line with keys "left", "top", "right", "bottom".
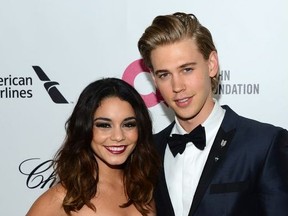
{"left": 164, "top": 100, "right": 225, "bottom": 216}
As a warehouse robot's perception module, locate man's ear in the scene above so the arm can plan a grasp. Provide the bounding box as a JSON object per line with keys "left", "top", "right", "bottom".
{"left": 208, "top": 51, "right": 219, "bottom": 78}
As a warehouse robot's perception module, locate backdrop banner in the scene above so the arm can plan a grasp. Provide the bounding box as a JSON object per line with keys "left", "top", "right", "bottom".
{"left": 0, "top": 0, "right": 287, "bottom": 215}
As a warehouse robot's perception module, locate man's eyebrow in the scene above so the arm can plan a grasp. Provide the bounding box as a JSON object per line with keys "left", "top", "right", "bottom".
{"left": 154, "top": 62, "right": 197, "bottom": 75}
{"left": 154, "top": 69, "right": 169, "bottom": 75}
{"left": 179, "top": 62, "right": 197, "bottom": 69}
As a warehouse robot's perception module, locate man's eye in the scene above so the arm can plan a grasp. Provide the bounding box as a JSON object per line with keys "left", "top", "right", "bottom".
{"left": 158, "top": 73, "right": 169, "bottom": 79}
{"left": 183, "top": 67, "right": 193, "bottom": 73}
{"left": 95, "top": 123, "right": 111, "bottom": 128}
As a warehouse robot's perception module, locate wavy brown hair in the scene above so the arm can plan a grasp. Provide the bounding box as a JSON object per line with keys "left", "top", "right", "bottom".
{"left": 53, "top": 77, "right": 160, "bottom": 215}
{"left": 138, "top": 12, "right": 219, "bottom": 92}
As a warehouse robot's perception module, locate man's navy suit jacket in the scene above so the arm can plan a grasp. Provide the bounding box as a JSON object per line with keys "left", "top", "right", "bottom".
{"left": 153, "top": 105, "right": 288, "bottom": 216}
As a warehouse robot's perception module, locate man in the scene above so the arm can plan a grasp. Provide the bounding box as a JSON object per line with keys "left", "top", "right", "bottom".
{"left": 138, "top": 12, "right": 288, "bottom": 216}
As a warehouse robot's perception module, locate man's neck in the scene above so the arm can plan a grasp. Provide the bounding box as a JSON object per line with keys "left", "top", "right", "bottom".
{"left": 177, "top": 99, "right": 215, "bottom": 133}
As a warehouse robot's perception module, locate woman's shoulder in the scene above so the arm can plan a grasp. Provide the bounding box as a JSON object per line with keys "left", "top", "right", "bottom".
{"left": 26, "top": 183, "right": 67, "bottom": 216}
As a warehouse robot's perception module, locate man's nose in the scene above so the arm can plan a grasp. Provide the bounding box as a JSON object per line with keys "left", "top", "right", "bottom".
{"left": 172, "top": 76, "right": 185, "bottom": 93}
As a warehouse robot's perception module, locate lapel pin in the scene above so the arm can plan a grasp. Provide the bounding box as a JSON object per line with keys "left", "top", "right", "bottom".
{"left": 214, "top": 156, "right": 219, "bottom": 162}
{"left": 220, "top": 140, "right": 227, "bottom": 147}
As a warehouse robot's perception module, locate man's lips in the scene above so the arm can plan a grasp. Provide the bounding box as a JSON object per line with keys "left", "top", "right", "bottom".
{"left": 105, "top": 145, "right": 127, "bottom": 154}
{"left": 174, "top": 96, "right": 192, "bottom": 107}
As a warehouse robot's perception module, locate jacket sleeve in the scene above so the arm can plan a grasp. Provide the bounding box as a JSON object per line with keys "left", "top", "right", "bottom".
{"left": 259, "top": 129, "right": 288, "bottom": 215}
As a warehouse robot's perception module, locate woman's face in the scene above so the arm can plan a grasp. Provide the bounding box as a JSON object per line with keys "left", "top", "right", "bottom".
{"left": 91, "top": 96, "right": 138, "bottom": 167}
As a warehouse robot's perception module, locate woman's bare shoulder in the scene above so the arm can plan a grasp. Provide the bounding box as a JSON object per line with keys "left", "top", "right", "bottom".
{"left": 26, "top": 183, "right": 67, "bottom": 216}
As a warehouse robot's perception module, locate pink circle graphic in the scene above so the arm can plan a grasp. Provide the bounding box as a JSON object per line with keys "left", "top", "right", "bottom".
{"left": 122, "top": 59, "right": 163, "bottom": 108}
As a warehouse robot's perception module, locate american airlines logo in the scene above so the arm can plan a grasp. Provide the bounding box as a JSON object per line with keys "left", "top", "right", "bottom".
{"left": 32, "top": 66, "right": 69, "bottom": 104}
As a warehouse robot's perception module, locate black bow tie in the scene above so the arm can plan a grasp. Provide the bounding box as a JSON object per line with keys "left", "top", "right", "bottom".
{"left": 167, "top": 125, "right": 206, "bottom": 157}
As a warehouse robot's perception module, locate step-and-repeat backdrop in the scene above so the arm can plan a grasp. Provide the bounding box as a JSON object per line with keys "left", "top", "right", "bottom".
{"left": 1, "top": 0, "right": 287, "bottom": 215}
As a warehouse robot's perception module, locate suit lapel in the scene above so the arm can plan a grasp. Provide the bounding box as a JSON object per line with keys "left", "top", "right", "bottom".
{"left": 189, "top": 106, "right": 237, "bottom": 215}
{"left": 154, "top": 122, "right": 176, "bottom": 215}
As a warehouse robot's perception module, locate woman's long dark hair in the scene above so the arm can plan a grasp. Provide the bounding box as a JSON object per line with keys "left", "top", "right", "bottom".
{"left": 53, "top": 77, "right": 160, "bottom": 215}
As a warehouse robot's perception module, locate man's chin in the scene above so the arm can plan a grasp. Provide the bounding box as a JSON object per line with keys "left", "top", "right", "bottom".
{"left": 175, "top": 113, "right": 197, "bottom": 122}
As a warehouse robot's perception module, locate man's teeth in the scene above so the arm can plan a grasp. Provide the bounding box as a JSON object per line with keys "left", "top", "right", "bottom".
{"left": 178, "top": 98, "right": 188, "bottom": 102}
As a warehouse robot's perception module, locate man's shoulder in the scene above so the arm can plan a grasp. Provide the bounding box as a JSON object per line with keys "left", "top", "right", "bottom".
{"left": 153, "top": 121, "right": 175, "bottom": 138}
{"left": 222, "top": 105, "right": 286, "bottom": 134}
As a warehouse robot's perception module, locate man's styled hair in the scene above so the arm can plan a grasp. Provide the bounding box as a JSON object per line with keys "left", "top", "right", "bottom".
{"left": 138, "top": 12, "right": 219, "bottom": 92}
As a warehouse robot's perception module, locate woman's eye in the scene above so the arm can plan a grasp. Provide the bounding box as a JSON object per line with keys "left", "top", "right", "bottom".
{"left": 123, "top": 121, "right": 137, "bottom": 128}
{"left": 95, "top": 122, "right": 111, "bottom": 128}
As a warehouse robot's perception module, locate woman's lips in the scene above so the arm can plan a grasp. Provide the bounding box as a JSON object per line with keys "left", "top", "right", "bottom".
{"left": 105, "top": 145, "right": 127, "bottom": 154}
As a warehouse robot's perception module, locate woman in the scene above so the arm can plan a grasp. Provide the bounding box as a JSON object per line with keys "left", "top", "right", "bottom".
{"left": 26, "top": 78, "right": 160, "bottom": 216}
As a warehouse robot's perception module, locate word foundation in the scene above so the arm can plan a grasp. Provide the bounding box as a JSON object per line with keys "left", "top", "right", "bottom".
{"left": 216, "top": 83, "right": 259, "bottom": 95}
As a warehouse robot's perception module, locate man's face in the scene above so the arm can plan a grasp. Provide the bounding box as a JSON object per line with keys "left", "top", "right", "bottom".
{"left": 150, "top": 38, "right": 218, "bottom": 130}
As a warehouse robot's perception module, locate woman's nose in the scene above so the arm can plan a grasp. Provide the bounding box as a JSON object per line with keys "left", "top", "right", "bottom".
{"left": 110, "top": 127, "right": 125, "bottom": 142}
